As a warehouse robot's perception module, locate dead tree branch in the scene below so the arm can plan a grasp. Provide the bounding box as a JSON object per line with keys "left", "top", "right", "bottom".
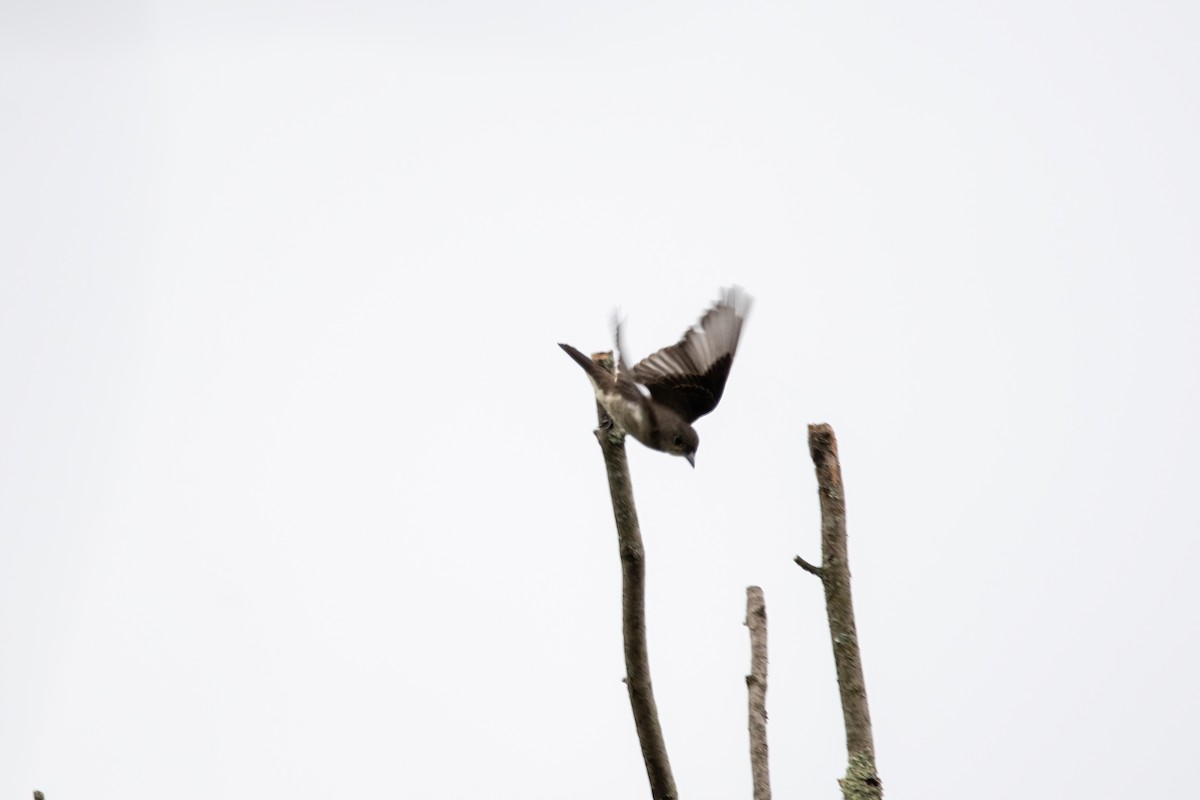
{"left": 745, "top": 585, "right": 772, "bottom": 800}
{"left": 588, "top": 352, "right": 677, "bottom": 800}
{"left": 798, "top": 423, "right": 883, "bottom": 799}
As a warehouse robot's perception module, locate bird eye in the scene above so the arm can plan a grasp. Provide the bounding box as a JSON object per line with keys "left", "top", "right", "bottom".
{"left": 673, "top": 435, "right": 683, "bottom": 446}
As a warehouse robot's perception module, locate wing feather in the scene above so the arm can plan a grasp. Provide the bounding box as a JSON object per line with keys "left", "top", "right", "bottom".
{"left": 631, "top": 287, "right": 751, "bottom": 422}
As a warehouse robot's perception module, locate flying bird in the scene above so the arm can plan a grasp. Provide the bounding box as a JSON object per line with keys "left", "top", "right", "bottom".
{"left": 559, "top": 287, "right": 752, "bottom": 467}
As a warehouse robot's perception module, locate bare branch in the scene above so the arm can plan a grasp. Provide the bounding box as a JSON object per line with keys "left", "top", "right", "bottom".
{"left": 589, "top": 351, "right": 677, "bottom": 800}
{"left": 745, "top": 586, "right": 772, "bottom": 800}
{"left": 807, "top": 423, "right": 883, "bottom": 799}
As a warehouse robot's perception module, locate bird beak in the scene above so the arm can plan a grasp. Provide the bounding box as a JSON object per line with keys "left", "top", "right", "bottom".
{"left": 686, "top": 453, "right": 696, "bottom": 468}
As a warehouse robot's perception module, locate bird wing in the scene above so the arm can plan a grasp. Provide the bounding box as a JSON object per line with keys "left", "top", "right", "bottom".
{"left": 631, "top": 287, "right": 751, "bottom": 423}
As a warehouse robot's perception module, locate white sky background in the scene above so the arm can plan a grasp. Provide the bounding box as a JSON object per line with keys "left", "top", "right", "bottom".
{"left": 3, "top": 1, "right": 1199, "bottom": 798}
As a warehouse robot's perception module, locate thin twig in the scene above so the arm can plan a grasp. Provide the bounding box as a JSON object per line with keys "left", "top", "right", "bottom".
{"left": 806, "top": 423, "right": 883, "bottom": 799}
{"left": 745, "top": 586, "right": 772, "bottom": 800}
{"left": 589, "top": 351, "right": 677, "bottom": 800}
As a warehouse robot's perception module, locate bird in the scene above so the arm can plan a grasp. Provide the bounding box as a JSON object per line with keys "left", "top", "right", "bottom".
{"left": 559, "top": 287, "right": 751, "bottom": 467}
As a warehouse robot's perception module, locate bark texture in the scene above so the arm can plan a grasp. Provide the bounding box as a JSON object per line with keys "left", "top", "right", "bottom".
{"left": 590, "top": 351, "right": 677, "bottom": 800}
{"left": 745, "top": 585, "right": 771, "bottom": 800}
{"left": 801, "top": 423, "right": 883, "bottom": 799}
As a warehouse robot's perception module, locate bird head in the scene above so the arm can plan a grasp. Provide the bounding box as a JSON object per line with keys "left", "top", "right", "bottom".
{"left": 661, "top": 423, "right": 699, "bottom": 467}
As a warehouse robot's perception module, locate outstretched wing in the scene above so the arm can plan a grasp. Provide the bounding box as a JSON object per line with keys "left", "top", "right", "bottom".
{"left": 631, "top": 287, "right": 751, "bottom": 422}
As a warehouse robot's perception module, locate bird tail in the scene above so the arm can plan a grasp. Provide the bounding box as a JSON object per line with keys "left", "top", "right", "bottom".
{"left": 558, "top": 343, "right": 612, "bottom": 384}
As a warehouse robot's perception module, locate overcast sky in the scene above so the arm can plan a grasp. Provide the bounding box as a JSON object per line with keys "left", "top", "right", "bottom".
{"left": 3, "top": 2, "right": 1199, "bottom": 798}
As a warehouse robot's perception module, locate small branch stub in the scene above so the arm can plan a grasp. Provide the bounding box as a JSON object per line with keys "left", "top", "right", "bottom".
{"left": 794, "top": 554, "right": 822, "bottom": 576}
